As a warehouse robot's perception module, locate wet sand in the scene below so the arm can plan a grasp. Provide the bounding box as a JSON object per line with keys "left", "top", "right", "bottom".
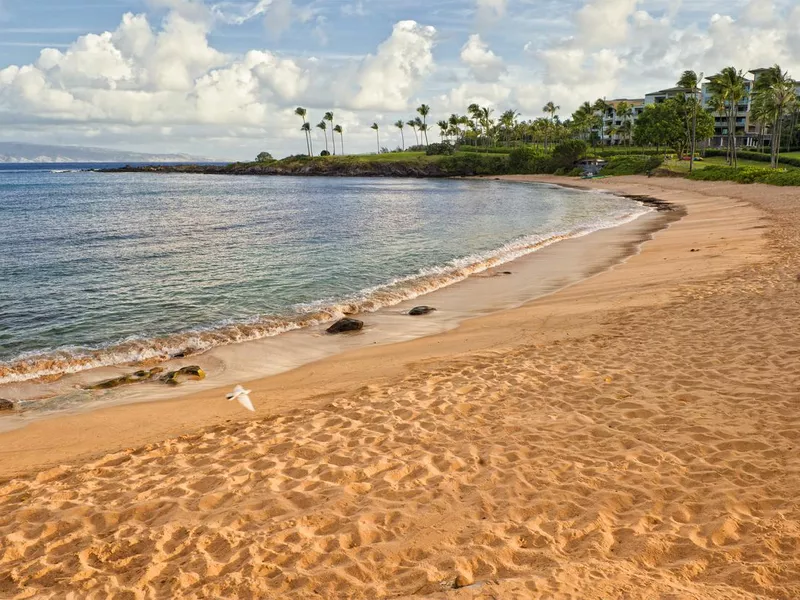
{"left": 1, "top": 176, "right": 799, "bottom": 599}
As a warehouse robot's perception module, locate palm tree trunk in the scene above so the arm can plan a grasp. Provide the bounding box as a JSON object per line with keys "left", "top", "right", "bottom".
{"left": 340, "top": 132, "right": 345, "bottom": 156}
{"left": 376, "top": 130, "right": 380, "bottom": 153}
{"left": 401, "top": 129, "right": 405, "bottom": 151}
{"left": 771, "top": 117, "right": 779, "bottom": 168}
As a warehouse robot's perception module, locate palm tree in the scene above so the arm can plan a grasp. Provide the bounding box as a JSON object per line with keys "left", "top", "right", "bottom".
{"left": 593, "top": 99, "right": 610, "bottom": 145}
{"left": 499, "top": 109, "right": 519, "bottom": 146}
{"left": 543, "top": 101, "right": 559, "bottom": 150}
{"left": 416, "top": 104, "right": 430, "bottom": 146}
{"left": 295, "top": 107, "right": 311, "bottom": 156}
{"left": 708, "top": 67, "right": 747, "bottom": 166}
{"left": 333, "top": 124, "right": 344, "bottom": 155}
{"left": 437, "top": 119, "right": 449, "bottom": 142}
{"left": 615, "top": 101, "right": 633, "bottom": 146}
{"left": 300, "top": 122, "right": 312, "bottom": 155}
{"left": 419, "top": 122, "right": 429, "bottom": 146}
{"left": 752, "top": 65, "right": 797, "bottom": 167}
{"left": 395, "top": 119, "right": 406, "bottom": 150}
{"left": 479, "top": 106, "right": 495, "bottom": 149}
{"left": 677, "top": 70, "right": 701, "bottom": 169}
{"left": 448, "top": 113, "right": 463, "bottom": 144}
{"left": 371, "top": 122, "right": 380, "bottom": 153}
{"left": 316, "top": 120, "right": 328, "bottom": 154}
{"left": 406, "top": 119, "right": 419, "bottom": 146}
{"left": 324, "top": 111, "right": 336, "bottom": 154}
{"left": 468, "top": 103, "right": 481, "bottom": 146}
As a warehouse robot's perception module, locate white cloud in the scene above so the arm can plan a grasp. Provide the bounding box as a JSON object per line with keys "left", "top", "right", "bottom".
{"left": 352, "top": 20, "right": 436, "bottom": 111}
{"left": 460, "top": 34, "right": 506, "bottom": 83}
{"left": 575, "top": 0, "right": 640, "bottom": 48}
{"left": 211, "top": 0, "right": 274, "bottom": 25}
{"left": 3, "top": 0, "right": 800, "bottom": 159}
{"left": 476, "top": 0, "right": 507, "bottom": 21}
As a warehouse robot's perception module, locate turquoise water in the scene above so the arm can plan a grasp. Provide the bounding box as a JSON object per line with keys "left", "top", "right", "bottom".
{"left": 0, "top": 167, "right": 648, "bottom": 383}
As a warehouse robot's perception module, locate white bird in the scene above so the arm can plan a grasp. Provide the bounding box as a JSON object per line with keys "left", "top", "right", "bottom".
{"left": 226, "top": 385, "right": 255, "bottom": 412}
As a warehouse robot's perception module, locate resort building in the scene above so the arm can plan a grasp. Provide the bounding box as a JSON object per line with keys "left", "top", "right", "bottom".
{"left": 644, "top": 86, "right": 695, "bottom": 105}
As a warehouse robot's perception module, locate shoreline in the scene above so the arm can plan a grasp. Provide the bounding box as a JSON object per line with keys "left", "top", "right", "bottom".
{"left": 0, "top": 185, "right": 661, "bottom": 428}
{"left": 0, "top": 176, "right": 762, "bottom": 477}
{"left": 4, "top": 176, "right": 799, "bottom": 599}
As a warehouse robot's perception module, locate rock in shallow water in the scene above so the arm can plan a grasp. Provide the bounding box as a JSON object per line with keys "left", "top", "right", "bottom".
{"left": 409, "top": 306, "right": 437, "bottom": 316}
{"left": 89, "top": 367, "right": 165, "bottom": 390}
{"left": 326, "top": 318, "right": 364, "bottom": 334}
{"left": 0, "top": 399, "right": 15, "bottom": 412}
{"left": 160, "top": 365, "right": 206, "bottom": 386}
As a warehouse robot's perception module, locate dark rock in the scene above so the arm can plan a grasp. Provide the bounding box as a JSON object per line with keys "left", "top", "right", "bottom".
{"left": 501, "top": 271, "right": 512, "bottom": 275}
{"left": 326, "top": 318, "right": 364, "bottom": 334}
{"left": 170, "top": 348, "right": 197, "bottom": 359}
{"left": 408, "top": 306, "right": 437, "bottom": 316}
{"left": 89, "top": 367, "right": 165, "bottom": 390}
{"left": 160, "top": 365, "right": 206, "bottom": 386}
{"left": 0, "top": 399, "right": 15, "bottom": 412}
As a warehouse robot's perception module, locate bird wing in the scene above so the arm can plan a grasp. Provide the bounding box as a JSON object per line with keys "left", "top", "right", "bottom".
{"left": 237, "top": 393, "right": 255, "bottom": 412}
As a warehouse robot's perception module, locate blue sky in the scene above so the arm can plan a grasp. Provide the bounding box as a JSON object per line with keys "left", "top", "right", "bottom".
{"left": 0, "top": 0, "right": 798, "bottom": 159}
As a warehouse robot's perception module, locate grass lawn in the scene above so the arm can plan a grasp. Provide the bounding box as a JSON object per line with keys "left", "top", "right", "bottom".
{"left": 663, "top": 156, "right": 800, "bottom": 173}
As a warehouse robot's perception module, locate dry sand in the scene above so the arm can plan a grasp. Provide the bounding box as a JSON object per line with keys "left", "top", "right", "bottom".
{"left": 1, "top": 176, "right": 799, "bottom": 599}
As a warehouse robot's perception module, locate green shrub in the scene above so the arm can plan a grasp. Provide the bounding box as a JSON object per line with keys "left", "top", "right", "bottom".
{"left": 457, "top": 145, "right": 514, "bottom": 154}
{"left": 439, "top": 153, "right": 509, "bottom": 175}
{"left": 551, "top": 140, "right": 588, "bottom": 169}
{"left": 601, "top": 155, "right": 663, "bottom": 176}
{"left": 508, "top": 147, "right": 552, "bottom": 174}
{"left": 425, "top": 142, "right": 455, "bottom": 156}
{"left": 596, "top": 147, "right": 665, "bottom": 158}
{"left": 686, "top": 165, "right": 800, "bottom": 186}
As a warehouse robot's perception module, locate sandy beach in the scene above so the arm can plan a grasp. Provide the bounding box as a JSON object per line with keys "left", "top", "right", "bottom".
{"left": 1, "top": 175, "right": 799, "bottom": 599}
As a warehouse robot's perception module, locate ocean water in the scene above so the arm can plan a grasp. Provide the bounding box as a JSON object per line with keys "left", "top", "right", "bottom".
{"left": 0, "top": 166, "right": 649, "bottom": 384}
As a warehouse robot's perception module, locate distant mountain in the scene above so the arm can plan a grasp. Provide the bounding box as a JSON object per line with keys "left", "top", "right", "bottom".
{"left": 0, "top": 142, "right": 221, "bottom": 164}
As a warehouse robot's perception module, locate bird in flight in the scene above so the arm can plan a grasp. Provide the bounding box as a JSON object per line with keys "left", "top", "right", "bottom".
{"left": 226, "top": 385, "right": 255, "bottom": 412}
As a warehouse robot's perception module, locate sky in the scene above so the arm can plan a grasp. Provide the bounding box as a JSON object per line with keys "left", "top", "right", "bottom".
{"left": 1, "top": 0, "right": 799, "bottom": 160}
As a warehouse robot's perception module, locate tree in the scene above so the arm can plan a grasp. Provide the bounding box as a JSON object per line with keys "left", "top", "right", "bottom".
{"left": 676, "top": 70, "right": 701, "bottom": 171}
{"left": 395, "top": 119, "right": 406, "bottom": 150}
{"left": 437, "top": 119, "right": 449, "bottom": 142}
{"left": 468, "top": 103, "right": 482, "bottom": 146}
{"left": 633, "top": 98, "right": 714, "bottom": 157}
{"left": 543, "top": 101, "right": 559, "bottom": 150}
{"left": 333, "top": 124, "right": 344, "bottom": 155}
{"left": 316, "top": 120, "right": 329, "bottom": 154}
{"left": 752, "top": 64, "right": 797, "bottom": 168}
{"left": 255, "top": 152, "right": 273, "bottom": 162}
{"left": 707, "top": 67, "right": 747, "bottom": 166}
{"left": 371, "top": 122, "right": 380, "bottom": 153}
{"left": 406, "top": 119, "right": 419, "bottom": 145}
{"left": 593, "top": 99, "right": 611, "bottom": 145}
{"left": 417, "top": 104, "right": 431, "bottom": 145}
{"left": 499, "top": 109, "right": 519, "bottom": 145}
{"left": 295, "top": 107, "right": 311, "bottom": 156}
{"left": 324, "top": 111, "right": 336, "bottom": 155}
{"left": 615, "top": 101, "right": 633, "bottom": 146}
{"left": 300, "top": 122, "right": 312, "bottom": 155}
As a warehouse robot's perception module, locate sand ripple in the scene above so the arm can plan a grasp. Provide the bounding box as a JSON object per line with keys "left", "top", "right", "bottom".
{"left": 1, "top": 179, "right": 799, "bottom": 599}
